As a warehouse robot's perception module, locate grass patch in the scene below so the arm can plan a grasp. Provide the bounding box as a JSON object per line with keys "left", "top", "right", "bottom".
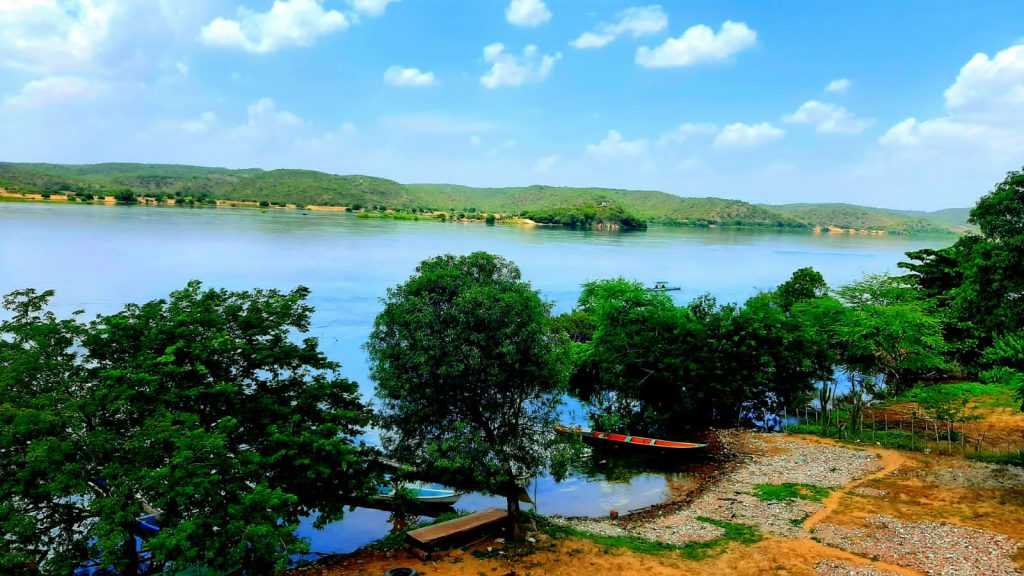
{"left": 753, "top": 483, "right": 830, "bottom": 502}
{"left": 369, "top": 511, "right": 467, "bottom": 551}
{"left": 888, "top": 381, "right": 1018, "bottom": 410}
{"left": 543, "top": 516, "right": 761, "bottom": 561}
{"left": 966, "top": 451, "right": 1024, "bottom": 467}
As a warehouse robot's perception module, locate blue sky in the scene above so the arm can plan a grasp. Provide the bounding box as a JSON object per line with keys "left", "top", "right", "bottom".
{"left": 2, "top": 0, "right": 1023, "bottom": 210}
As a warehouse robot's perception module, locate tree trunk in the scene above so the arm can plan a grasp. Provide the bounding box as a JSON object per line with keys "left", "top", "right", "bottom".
{"left": 506, "top": 489, "right": 522, "bottom": 540}
{"left": 122, "top": 534, "right": 139, "bottom": 576}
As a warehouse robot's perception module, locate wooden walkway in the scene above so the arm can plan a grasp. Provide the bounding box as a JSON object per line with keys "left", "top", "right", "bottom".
{"left": 407, "top": 508, "right": 507, "bottom": 548}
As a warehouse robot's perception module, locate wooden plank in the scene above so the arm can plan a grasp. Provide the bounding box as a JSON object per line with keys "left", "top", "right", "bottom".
{"left": 407, "top": 508, "right": 507, "bottom": 547}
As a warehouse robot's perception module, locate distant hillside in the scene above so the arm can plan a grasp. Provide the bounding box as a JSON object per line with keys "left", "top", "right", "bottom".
{"left": 761, "top": 203, "right": 971, "bottom": 234}
{"left": 407, "top": 184, "right": 800, "bottom": 227}
{"left": 0, "top": 162, "right": 968, "bottom": 234}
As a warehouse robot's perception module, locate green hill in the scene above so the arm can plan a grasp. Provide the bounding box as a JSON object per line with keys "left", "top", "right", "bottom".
{"left": 0, "top": 162, "right": 967, "bottom": 234}
{"left": 407, "top": 184, "right": 800, "bottom": 227}
{"left": 761, "top": 203, "right": 968, "bottom": 234}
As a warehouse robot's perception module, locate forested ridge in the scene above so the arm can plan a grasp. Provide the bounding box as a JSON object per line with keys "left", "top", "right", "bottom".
{"left": 0, "top": 162, "right": 967, "bottom": 233}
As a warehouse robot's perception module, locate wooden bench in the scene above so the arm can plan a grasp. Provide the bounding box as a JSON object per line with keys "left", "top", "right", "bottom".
{"left": 407, "top": 508, "right": 508, "bottom": 551}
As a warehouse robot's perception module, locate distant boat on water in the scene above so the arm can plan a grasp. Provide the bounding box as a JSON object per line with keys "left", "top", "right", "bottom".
{"left": 648, "top": 281, "right": 681, "bottom": 292}
{"left": 555, "top": 425, "right": 706, "bottom": 450}
{"left": 371, "top": 482, "right": 461, "bottom": 505}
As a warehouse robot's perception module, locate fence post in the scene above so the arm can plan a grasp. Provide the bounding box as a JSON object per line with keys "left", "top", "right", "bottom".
{"left": 909, "top": 413, "right": 914, "bottom": 450}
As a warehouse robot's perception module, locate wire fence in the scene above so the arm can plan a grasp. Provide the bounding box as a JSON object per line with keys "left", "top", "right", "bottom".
{"left": 789, "top": 405, "right": 1024, "bottom": 461}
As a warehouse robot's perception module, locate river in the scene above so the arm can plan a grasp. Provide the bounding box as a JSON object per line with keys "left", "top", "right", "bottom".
{"left": 0, "top": 202, "right": 953, "bottom": 554}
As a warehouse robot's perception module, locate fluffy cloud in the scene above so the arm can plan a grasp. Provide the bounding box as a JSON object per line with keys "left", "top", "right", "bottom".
{"left": 480, "top": 43, "right": 561, "bottom": 89}
{"left": 181, "top": 111, "right": 217, "bottom": 134}
{"left": 879, "top": 43, "right": 1024, "bottom": 158}
{"left": 657, "top": 122, "right": 717, "bottom": 146}
{"left": 200, "top": 0, "right": 348, "bottom": 54}
{"left": 570, "top": 5, "right": 667, "bottom": 50}
{"left": 384, "top": 66, "right": 437, "bottom": 87}
{"left": 352, "top": 0, "right": 400, "bottom": 17}
{"left": 3, "top": 75, "right": 107, "bottom": 108}
{"left": 713, "top": 122, "right": 784, "bottom": 148}
{"left": 783, "top": 100, "right": 871, "bottom": 134}
{"left": 586, "top": 130, "right": 649, "bottom": 157}
{"left": 232, "top": 98, "right": 304, "bottom": 141}
{"left": 0, "top": 0, "right": 114, "bottom": 72}
{"left": 505, "top": 0, "right": 551, "bottom": 27}
{"left": 825, "top": 78, "right": 851, "bottom": 93}
{"left": 636, "top": 21, "right": 756, "bottom": 68}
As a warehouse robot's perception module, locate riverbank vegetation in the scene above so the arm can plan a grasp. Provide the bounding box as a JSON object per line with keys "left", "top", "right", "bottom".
{"left": 2, "top": 166, "right": 1022, "bottom": 574}
{"left": 0, "top": 162, "right": 968, "bottom": 233}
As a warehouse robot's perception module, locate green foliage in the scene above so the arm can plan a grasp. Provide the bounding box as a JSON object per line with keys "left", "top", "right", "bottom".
{"left": 775, "top": 267, "right": 827, "bottom": 311}
{"left": 890, "top": 381, "right": 1016, "bottom": 411}
{"left": 753, "top": 483, "right": 830, "bottom": 502}
{"left": 569, "top": 274, "right": 829, "bottom": 435}
{"left": 0, "top": 283, "right": 377, "bottom": 575}
{"left": 522, "top": 203, "right": 647, "bottom": 230}
{"left": 544, "top": 516, "right": 761, "bottom": 561}
{"left": 367, "top": 252, "right": 571, "bottom": 532}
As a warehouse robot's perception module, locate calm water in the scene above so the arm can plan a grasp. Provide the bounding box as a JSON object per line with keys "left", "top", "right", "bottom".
{"left": 0, "top": 202, "right": 952, "bottom": 553}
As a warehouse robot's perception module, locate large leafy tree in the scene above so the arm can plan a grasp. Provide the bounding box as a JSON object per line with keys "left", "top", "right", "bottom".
{"left": 831, "top": 274, "right": 946, "bottom": 393}
{"left": 570, "top": 272, "right": 829, "bottom": 436}
{"left": 367, "top": 252, "right": 567, "bottom": 537}
{"left": 1, "top": 282, "right": 376, "bottom": 575}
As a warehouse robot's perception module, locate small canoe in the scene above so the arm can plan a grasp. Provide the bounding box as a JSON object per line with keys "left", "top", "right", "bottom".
{"left": 649, "top": 281, "right": 681, "bottom": 292}
{"left": 371, "top": 482, "right": 461, "bottom": 505}
{"left": 555, "top": 425, "right": 706, "bottom": 449}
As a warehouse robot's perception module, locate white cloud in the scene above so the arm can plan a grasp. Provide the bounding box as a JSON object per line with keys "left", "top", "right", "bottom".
{"left": 783, "top": 100, "right": 871, "bottom": 134}
{"left": 534, "top": 154, "right": 561, "bottom": 172}
{"left": 943, "top": 44, "right": 1024, "bottom": 117}
{"left": 586, "top": 130, "right": 649, "bottom": 157}
{"left": 4, "top": 75, "right": 106, "bottom": 108}
{"left": 636, "top": 21, "right": 756, "bottom": 68}
{"left": 200, "top": 0, "right": 348, "bottom": 54}
{"left": 181, "top": 111, "right": 217, "bottom": 134}
{"left": 352, "top": 0, "right": 399, "bottom": 17}
{"left": 571, "top": 5, "right": 667, "bottom": 50}
{"left": 505, "top": 0, "right": 550, "bottom": 27}
{"left": 658, "top": 122, "right": 717, "bottom": 146}
{"left": 232, "top": 98, "right": 304, "bottom": 141}
{"left": 713, "top": 122, "right": 784, "bottom": 148}
{"left": 468, "top": 135, "right": 482, "bottom": 146}
{"left": 384, "top": 65, "right": 437, "bottom": 87}
{"left": 879, "top": 43, "right": 1024, "bottom": 158}
{"left": 0, "top": 0, "right": 115, "bottom": 73}
{"left": 382, "top": 113, "right": 500, "bottom": 135}
{"left": 825, "top": 78, "right": 851, "bottom": 93}
{"left": 480, "top": 43, "right": 561, "bottom": 89}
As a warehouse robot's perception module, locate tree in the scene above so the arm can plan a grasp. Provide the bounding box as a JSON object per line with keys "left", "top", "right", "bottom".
{"left": 833, "top": 274, "right": 946, "bottom": 393}
{"left": 367, "top": 253, "right": 568, "bottom": 538}
{"left": 1, "top": 283, "right": 376, "bottom": 575}
{"left": 775, "top": 267, "right": 827, "bottom": 311}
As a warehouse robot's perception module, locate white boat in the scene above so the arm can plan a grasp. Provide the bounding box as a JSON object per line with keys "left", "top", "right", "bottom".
{"left": 370, "top": 482, "right": 461, "bottom": 505}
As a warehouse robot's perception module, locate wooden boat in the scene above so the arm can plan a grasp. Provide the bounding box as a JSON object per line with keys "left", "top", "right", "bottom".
{"left": 649, "top": 281, "right": 681, "bottom": 292}
{"left": 371, "top": 482, "right": 461, "bottom": 505}
{"left": 555, "top": 425, "right": 706, "bottom": 449}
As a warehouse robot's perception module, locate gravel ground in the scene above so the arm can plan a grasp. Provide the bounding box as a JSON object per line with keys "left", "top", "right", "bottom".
{"left": 672, "top": 433, "right": 880, "bottom": 537}
{"left": 850, "top": 486, "right": 888, "bottom": 498}
{"left": 814, "top": 560, "right": 901, "bottom": 576}
{"left": 930, "top": 461, "right": 1024, "bottom": 489}
{"left": 814, "top": 515, "right": 1022, "bottom": 576}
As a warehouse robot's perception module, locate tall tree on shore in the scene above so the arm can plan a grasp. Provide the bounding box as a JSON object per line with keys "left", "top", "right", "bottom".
{"left": 367, "top": 252, "right": 568, "bottom": 538}
{"left": 1, "top": 283, "right": 376, "bottom": 576}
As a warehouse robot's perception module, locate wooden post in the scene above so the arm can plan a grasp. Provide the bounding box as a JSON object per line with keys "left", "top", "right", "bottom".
{"left": 872, "top": 411, "right": 876, "bottom": 442}
{"left": 909, "top": 413, "right": 914, "bottom": 450}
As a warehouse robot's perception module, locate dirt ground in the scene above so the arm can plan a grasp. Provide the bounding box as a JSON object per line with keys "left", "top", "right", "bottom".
{"left": 294, "top": 432, "right": 1024, "bottom": 576}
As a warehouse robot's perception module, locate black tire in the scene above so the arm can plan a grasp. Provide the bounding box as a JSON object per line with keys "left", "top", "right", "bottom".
{"left": 384, "top": 568, "right": 419, "bottom": 576}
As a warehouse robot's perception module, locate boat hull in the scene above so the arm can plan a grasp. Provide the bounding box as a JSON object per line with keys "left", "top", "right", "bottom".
{"left": 555, "top": 425, "right": 705, "bottom": 450}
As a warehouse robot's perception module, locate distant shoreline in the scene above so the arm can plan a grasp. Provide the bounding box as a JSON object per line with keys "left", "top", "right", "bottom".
{"left": 0, "top": 190, "right": 967, "bottom": 238}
